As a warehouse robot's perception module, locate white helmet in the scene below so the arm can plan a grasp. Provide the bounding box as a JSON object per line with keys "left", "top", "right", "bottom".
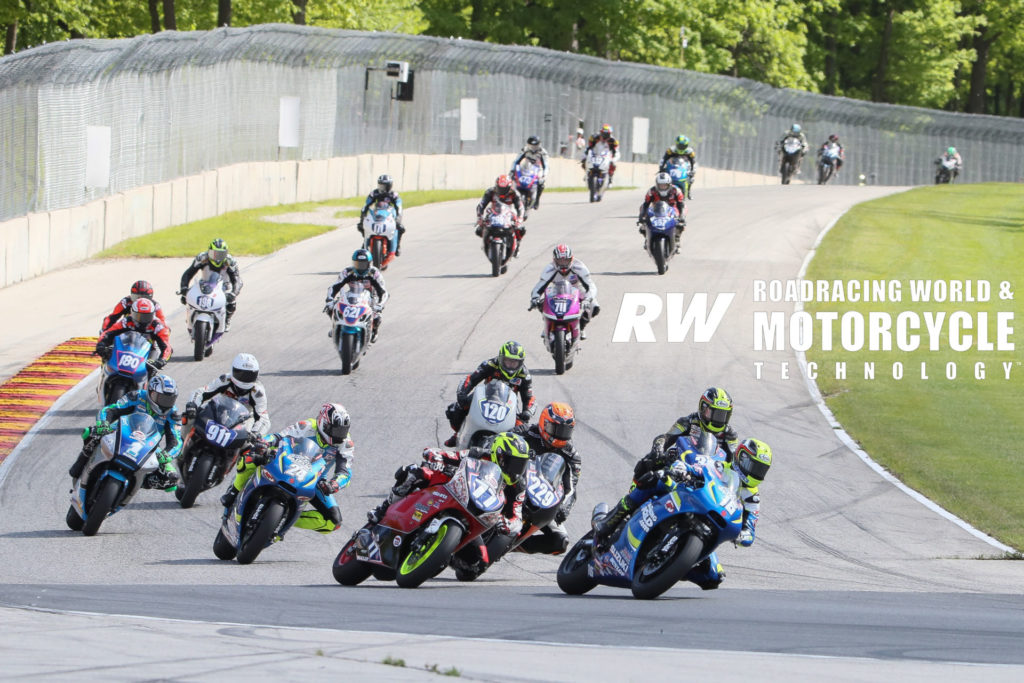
{"left": 655, "top": 172, "right": 672, "bottom": 197}
{"left": 231, "top": 353, "right": 260, "bottom": 391}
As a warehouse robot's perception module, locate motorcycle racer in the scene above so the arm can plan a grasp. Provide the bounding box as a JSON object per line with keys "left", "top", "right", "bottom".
{"left": 776, "top": 123, "right": 809, "bottom": 176}
{"left": 638, "top": 173, "right": 686, "bottom": 250}
{"left": 184, "top": 352, "right": 270, "bottom": 436}
{"left": 475, "top": 175, "right": 525, "bottom": 243}
{"left": 178, "top": 238, "right": 243, "bottom": 331}
{"left": 219, "top": 403, "right": 354, "bottom": 534}
{"left": 442, "top": 341, "right": 536, "bottom": 447}
{"left": 358, "top": 174, "right": 406, "bottom": 256}
{"left": 101, "top": 280, "right": 168, "bottom": 333}
{"left": 659, "top": 135, "right": 697, "bottom": 199}
{"left": 510, "top": 135, "right": 550, "bottom": 208}
{"left": 817, "top": 134, "right": 845, "bottom": 174}
{"left": 68, "top": 373, "right": 182, "bottom": 489}
{"left": 511, "top": 402, "right": 581, "bottom": 555}
{"left": 934, "top": 146, "right": 963, "bottom": 182}
{"left": 582, "top": 124, "right": 620, "bottom": 185}
{"left": 593, "top": 438, "right": 772, "bottom": 590}
{"left": 95, "top": 298, "right": 171, "bottom": 369}
{"left": 529, "top": 244, "right": 600, "bottom": 339}
{"left": 324, "top": 249, "right": 389, "bottom": 343}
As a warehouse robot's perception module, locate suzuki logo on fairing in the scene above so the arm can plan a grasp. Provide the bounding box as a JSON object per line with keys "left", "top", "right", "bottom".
{"left": 612, "top": 293, "right": 735, "bottom": 343}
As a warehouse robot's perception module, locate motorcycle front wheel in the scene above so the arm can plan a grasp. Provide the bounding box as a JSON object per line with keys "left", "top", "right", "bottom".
{"left": 630, "top": 533, "right": 703, "bottom": 600}
{"left": 653, "top": 237, "right": 668, "bottom": 275}
{"left": 557, "top": 535, "right": 598, "bottom": 595}
{"left": 177, "top": 453, "right": 213, "bottom": 509}
{"left": 340, "top": 333, "right": 355, "bottom": 375}
{"left": 554, "top": 328, "right": 567, "bottom": 375}
{"left": 396, "top": 521, "right": 464, "bottom": 588}
{"left": 489, "top": 241, "right": 502, "bottom": 278}
{"left": 236, "top": 499, "right": 286, "bottom": 565}
{"left": 82, "top": 477, "right": 121, "bottom": 537}
{"left": 193, "top": 320, "right": 209, "bottom": 361}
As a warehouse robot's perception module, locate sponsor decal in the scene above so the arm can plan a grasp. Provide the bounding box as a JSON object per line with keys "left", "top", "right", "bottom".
{"left": 639, "top": 503, "right": 657, "bottom": 533}
{"left": 393, "top": 536, "right": 402, "bottom": 547}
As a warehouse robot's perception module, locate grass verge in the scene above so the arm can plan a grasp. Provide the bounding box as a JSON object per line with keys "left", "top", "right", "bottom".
{"left": 804, "top": 183, "right": 1023, "bottom": 551}
{"left": 96, "top": 186, "right": 636, "bottom": 258}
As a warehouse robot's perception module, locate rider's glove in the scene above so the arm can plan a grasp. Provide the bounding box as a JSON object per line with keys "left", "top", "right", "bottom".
{"left": 184, "top": 402, "right": 197, "bottom": 421}
{"left": 180, "top": 294, "right": 187, "bottom": 305}
{"left": 225, "top": 292, "right": 236, "bottom": 304}
{"left": 591, "top": 303, "right": 601, "bottom": 318}
{"left": 636, "top": 469, "right": 664, "bottom": 489}
{"left": 530, "top": 297, "right": 543, "bottom": 310}
{"left": 423, "top": 448, "right": 446, "bottom": 471}
{"left": 516, "top": 411, "right": 531, "bottom": 424}
{"left": 151, "top": 358, "right": 167, "bottom": 370}
{"left": 246, "top": 440, "right": 271, "bottom": 466}
{"left": 373, "top": 304, "right": 383, "bottom": 313}
{"left": 498, "top": 517, "right": 522, "bottom": 537}
{"left": 94, "top": 342, "right": 110, "bottom": 358}
{"left": 667, "top": 460, "right": 690, "bottom": 483}
{"left": 317, "top": 478, "right": 340, "bottom": 496}
{"left": 323, "top": 301, "right": 333, "bottom": 315}
{"left": 737, "top": 527, "right": 755, "bottom": 547}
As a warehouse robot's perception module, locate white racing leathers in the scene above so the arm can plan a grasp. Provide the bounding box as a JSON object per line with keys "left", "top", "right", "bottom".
{"left": 189, "top": 378, "right": 271, "bottom": 436}
{"left": 530, "top": 260, "right": 598, "bottom": 310}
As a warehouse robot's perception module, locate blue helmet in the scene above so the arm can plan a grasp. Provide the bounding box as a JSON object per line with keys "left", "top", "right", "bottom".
{"left": 352, "top": 248, "right": 372, "bottom": 274}
{"left": 790, "top": 123, "right": 801, "bottom": 134}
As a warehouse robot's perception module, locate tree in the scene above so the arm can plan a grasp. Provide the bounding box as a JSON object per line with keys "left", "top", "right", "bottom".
{"left": 217, "top": 0, "right": 230, "bottom": 27}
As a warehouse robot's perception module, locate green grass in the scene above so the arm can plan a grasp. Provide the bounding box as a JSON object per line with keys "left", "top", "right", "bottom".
{"left": 95, "top": 186, "right": 631, "bottom": 259}
{"left": 382, "top": 656, "right": 406, "bottom": 667}
{"left": 805, "top": 183, "right": 1024, "bottom": 550}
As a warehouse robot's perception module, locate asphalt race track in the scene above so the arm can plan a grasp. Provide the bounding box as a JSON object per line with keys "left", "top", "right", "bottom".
{"left": 2, "top": 185, "right": 1023, "bottom": 674}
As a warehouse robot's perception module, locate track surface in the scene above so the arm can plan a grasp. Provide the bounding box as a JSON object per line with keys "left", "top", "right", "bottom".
{"left": 3, "top": 186, "right": 1023, "bottom": 665}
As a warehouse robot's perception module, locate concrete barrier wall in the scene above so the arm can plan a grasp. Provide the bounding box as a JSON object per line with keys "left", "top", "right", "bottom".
{"left": 0, "top": 153, "right": 776, "bottom": 288}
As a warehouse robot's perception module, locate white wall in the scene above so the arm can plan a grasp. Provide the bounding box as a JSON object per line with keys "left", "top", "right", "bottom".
{"left": 0, "top": 154, "right": 777, "bottom": 288}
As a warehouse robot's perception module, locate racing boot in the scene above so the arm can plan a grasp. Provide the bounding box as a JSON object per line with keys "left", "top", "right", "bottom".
{"left": 68, "top": 450, "right": 90, "bottom": 480}
{"left": 474, "top": 223, "right": 483, "bottom": 238}
{"left": 686, "top": 555, "right": 726, "bottom": 590}
{"left": 593, "top": 498, "right": 633, "bottom": 549}
{"left": 220, "top": 484, "right": 239, "bottom": 510}
{"left": 395, "top": 225, "right": 405, "bottom": 257}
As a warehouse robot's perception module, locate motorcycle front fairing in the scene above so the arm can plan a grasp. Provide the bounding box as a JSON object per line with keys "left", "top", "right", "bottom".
{"left": 72, "top": 412, "right": 164, "bottom": 518}
{"left": 187, "top": 272, "right": 228, "bottom": 339}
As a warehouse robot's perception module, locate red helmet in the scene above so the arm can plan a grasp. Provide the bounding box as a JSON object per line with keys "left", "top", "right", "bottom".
{"left": 553, "top": 244, "right": 574, "bottom": 275}
{"left": 130, "top": 280, "right": 154, "bottom": 302}
{"left": 495, "top": 174, "right": 513, "bottom": 195}
{"left": 828, "top": 134, "right": 839, "bottom": 143}
{"left": 538, "top": 402, "right": 575, "bottom": 449}
{"left": 131, "top": 298, "right": 156, "bottom": 328}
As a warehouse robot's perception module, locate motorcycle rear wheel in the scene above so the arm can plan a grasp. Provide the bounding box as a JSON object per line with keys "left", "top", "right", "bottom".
{"left": 557, "top": 535, "right": 598, "bottom": 595}
{"left": 554, "top": 328, "right": 567, "bottom": 375}
{"left": 213, "top": 528, "right": 237, "bottom": 560}
{"left": 178, "top": 454, "right": 213, "bottom": 509}
{"left": 333, "top": 537, "right": 374, "bottom": 586}
{"left": 236, "top": 499, "right": 286, "bottom": 565}
{"left": 82, "top": 477, "right": 121, "bottom": 537}
{"left": 396, "top": 521, "right": 463, "bottom": 588}
{"left": 65, "top": 505, "right": 84, "bottom": 531}
{"left": 630, "top": 533, "right": 703, "bottom": 600}
{"left": 193, "top": 320, "right": 209, "bottom": 361}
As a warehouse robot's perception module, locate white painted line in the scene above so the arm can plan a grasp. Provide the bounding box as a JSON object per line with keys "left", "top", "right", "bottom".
{"left": 793, "top": 215, "right": 1014, "bottom": 554}
{"left": 0, "top": 368, "right": 99, "bottom": 491}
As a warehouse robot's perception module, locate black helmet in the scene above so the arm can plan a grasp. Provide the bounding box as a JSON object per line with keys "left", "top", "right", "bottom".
{"left": 352, "top": 248, "right": 372, "bottom": 274}
{"left": 526, "top": 135, "right": 541, "bottom": 151}
{"left": 377, "top": 174, "right": 393, "bottom": 194}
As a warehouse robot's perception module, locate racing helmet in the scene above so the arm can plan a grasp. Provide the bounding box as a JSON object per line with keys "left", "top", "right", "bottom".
{"left": 146, "top": 373, "right": 178, "bottom": 417}
{"left": 489, "top": 432, "right": 531, "bottom": 486}
{"left": 654, "top": 172, "right": 673, "bottom": 197}
{"left": 552, "top": 244, "right": 574, "bottom": 275}
{"left": 352, "top": 248, "right": 372, "bottom": 274}
{"left": 497, "top": 340, "right": 525, "bottom": 380}
{"left": 377, "top": 174, "right": 393, "bottom": 194}
{"left": 828, "top": 134, "right": 839, "bottom": 143}
{"left": 130, "top": 280, "right": 154, "bottom": 303}
{"left": 495, "top": 174, "right": 514, "bottom": 198}
{"left": 539, "top": 402, "right": 575, "bottom": 449}
{"left": 131, "top": 298, "right": 156, "bottom": 328}
{"left": 734, "top": 438, "right": 773, "bottom": 486}
{"left": 675, "top": 134, "right": 690, "bottom": 151}
{"left": 207, "top": 238, "right": 229, "bottom": 267}
{"left": 231, "top": 352, "right": 260, "bottom": 391}
{"left": 697, "top": 387, "right": 733, "bottom": 434}
{"left": 947, "top": 146, "right": 957, "bottom": 156}
{"left": 317, "top": 403, "right": 351, "bottom": 446}
{"left": 600, "top": 124, "right": 613, "bottom": 139}
{"left": 526, "top": 135, "right": 541, "bottom": 152}
{"left": 790, "top": 123, "right": 801, "bottom": 134}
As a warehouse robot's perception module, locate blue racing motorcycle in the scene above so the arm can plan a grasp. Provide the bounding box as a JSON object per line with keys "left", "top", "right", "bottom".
{"left": 95, "top": 331, "right": 153, "bottom": 405}
{"left": 213, "top": 436, "right": 328, "bottom": 564}
{"left": 556, "top": 442, "right": 744, "bottom": 599}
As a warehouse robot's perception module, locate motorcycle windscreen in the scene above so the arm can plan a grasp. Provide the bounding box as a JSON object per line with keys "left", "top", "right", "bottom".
{"left": 117, "top": 412, "right": 163, "bottom": 465}
{"left": 198, "top": 271, "right": 223, "bottom": 295}
{"left": 199, "top": 394, "right": 251, "bottom": 446}
{"left": 272, "top": 437, "right": 325, "bottom": 493}
{"left": 112, "top": 331, "right": 152, "bottom": 378}
{"left": 466, "top": 459, "right": 504, "bottom": 512}
{"left": 526, "top": 453, "right": 564, "bottom": 508}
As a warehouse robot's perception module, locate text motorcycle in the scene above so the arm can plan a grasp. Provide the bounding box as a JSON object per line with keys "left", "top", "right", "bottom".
{"left": 586, "top": 146, "right": 612, "bottom": 203}
{"left": 479, "top": 200, "right": 520, "bottom": 277}
{"left": 514, "top": 160, "right": 541, "bottom": 213}
{"left": 174, "top": 394, "right": 254, "bottom": 508}
{"left": 95, "top": 331, "right": 153, "bottom": 405}
{"left": 644, "top": 201, "right": 681, "bottom": 275}
{"left": 531, "top": 279, "right": 584, "bottom": 375}
{"left": 362, "top": 200, "right": 399, "bottom": 270}
{"left": 779, "top": 136, "right": 803, "bottom": 184}
{"left": 329, "top": 281, "right": 376, "bottom": 375}
{"left": 183, "top": 271, "right": 228, "bottom": 361}
{"left": 818, "top": 143, "right": 842, "bottom": 185}
{"left": 455, "top": 379, "right": 520, "bottom": 449}
{"left": 663, "top": 155, "right": 692, "bottom": 195}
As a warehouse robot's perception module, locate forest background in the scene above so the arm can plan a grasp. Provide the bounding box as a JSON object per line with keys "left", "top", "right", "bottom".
{"left": 2, "top": 0, "right": 1022, "bottom": 117}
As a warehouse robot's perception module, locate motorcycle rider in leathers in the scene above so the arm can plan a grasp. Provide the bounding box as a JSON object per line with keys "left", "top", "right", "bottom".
{"left": 511, "top": 402, "right": 581, "bottom": 555}
{"left": 638, "top": 172, "right": 687, "bottom": 251}
{"left": 442, "top": 341, "right": 536, "bottom": 447}
{"left": 509, "top": 135, "right": 550, "bottom": 209}
{"left": 582, "top": 124, "right": 620, "bottom": 185}
{"left": 95, "top": 298, "right": 172, "bottom": 372}
{"left": 324, "top": 248, "right": 390, "bottom": 343}
{"left": 659, "top": 134, "right": 697, "bottom": 199}
{"left": 475, "top": 175, "right": 526, "bottom": 252}
{"left": 219, "top": 403, "right": 354, "bottom": 534}
{"left": 101, "top": 280, "right": 168, "bottom": 333}
{"left": 776, "top": 123, "right": 809, "bottom": 176}
{"left": 178, "top": 238, "right": 243, "bottom": 331}
{"left": 184, "top": 352, "right": 270, "bottom": 436}
{"left": 68, "top": 373, "right": 182, "bottom": 489}
{"left": 358, "top": 174, "right": 406, "bottom": 256}
{"left": 367, "top": 433, "right": 530, "bottom": 577}
{"left": 530, "top": 244, "right": 600, "bottom": 339}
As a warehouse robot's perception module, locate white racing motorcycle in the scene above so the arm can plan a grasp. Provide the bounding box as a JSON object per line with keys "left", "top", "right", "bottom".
{"left": 455, "top": 379, "right": 520, "bottom": 449}
{"left": 329, "top": 282, "right": 377, "bottom": 375}
{"left": 183, "top": 271, "right": 228, "bottom": 361}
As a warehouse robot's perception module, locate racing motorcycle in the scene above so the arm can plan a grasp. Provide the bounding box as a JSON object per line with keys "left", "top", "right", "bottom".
{"left": 531, "top": 279, "right": 584, "bottom": 375}
{"left": 362, "top": 200, "right": 399, "bottom": 270}
{"left": 66, "top": 412, "right": 171, "bottom": 536}
{"left": 478, "top": 200, "right": 520, "bottom": 277}
{"left": 174, "top": 394, "right": 254, "bottom": 509}
{"left": 556, "top": 436, "right": 744, "bottom": 599}
{"left": 452, "top": 451, "right": 567, "bottom": 581}
{"left": 213, "top": 436, "right": 328, "bottom": 565}
{"left": 182, "top": 271, "right": 228, "bottom": 361}
{"left": 935, "top": 157, "right": 958, "bottom": 184}
{"left": 817, "top": 143, "right": 842, "bottom": 185}
{"left": 586, "top": 147, "right": 612, "bottom": 203}
{"left": 454, "top": 379, "right": 519, "bottom": 449}
{"left": 513, "top": 160, "right": 541, "bottom": 213}
{"left": 95, "top": 331, "right": 153, "bottom": 405}
{"left": 662, "top": 155, "right": 692, "bottom": 196}
{"left": 643, "top": 201, "right": 681, "bottom": 275}
{"left": 332, "top": 457, "right": 507, "bottom": 588}
{"left": 779, "top": 136, "right": 803, "bottom": 184}
{"left": 329, "top": 282, "right": 376, "bottom": 375}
